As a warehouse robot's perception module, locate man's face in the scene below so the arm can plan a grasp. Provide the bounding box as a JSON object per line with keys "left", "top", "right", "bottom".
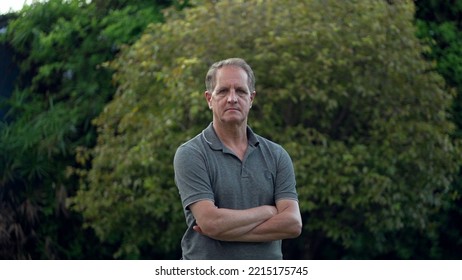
{"left": 205, "top": 65, "right": 255, "bottom": 126}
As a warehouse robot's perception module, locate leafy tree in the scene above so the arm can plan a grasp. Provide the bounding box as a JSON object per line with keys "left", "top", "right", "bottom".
{"left": 0, "top": 0, "right": 168, "bottom": 259}
{"left": 73, "top": 0, "right": 461, "bottom": 259}
{"left": 414, "top": 0, "right": 462, "bottom": 259}
{"left": 416, "top": 0, "right": 462, "bottom": 136}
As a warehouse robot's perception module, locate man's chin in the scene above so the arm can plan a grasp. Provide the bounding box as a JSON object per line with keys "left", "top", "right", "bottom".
{"left": 220, "top": 117, "right": 246, "bottom": 126}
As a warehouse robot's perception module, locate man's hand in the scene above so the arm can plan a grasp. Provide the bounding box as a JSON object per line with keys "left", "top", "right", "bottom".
{"left": 243, "top": 199, "right": 302, "bottom": 242}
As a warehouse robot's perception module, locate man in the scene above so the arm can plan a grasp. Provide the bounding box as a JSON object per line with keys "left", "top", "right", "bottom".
{"left": 174, "top": 58, "right": 302, "bottom": 259}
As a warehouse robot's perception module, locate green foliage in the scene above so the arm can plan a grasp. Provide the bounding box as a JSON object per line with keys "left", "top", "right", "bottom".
{"left": 415, "top": 0, "right": 462, "bottom": 135}
{"left": 0, "top": 0, "right": 166, "bottom": 259}
{"left": 414, "top": 0, "right": 462, "bottom": 259}
{"left": 73, "top": 0, "right": 461, "bottom": 259}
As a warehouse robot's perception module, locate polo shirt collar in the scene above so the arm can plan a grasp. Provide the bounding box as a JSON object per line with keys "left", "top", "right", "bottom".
{"left": 202, "top": 122, "right": 259, "bottom": 151}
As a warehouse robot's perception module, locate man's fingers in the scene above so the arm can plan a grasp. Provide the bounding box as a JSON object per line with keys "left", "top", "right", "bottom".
{"left": 193, "top": 225, "right": 203, "bottom": 234}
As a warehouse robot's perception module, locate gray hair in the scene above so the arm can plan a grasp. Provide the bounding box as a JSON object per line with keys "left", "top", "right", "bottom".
{"left": 205, "top": 58, "right": 255, "bottom": 93}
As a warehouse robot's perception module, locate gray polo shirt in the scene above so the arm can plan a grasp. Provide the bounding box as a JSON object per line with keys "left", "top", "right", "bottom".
{"left": 174, "top": 123, "right": 298, "bottom": 260}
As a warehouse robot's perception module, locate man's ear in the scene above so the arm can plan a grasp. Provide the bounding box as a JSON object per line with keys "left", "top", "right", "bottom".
{"left": 205, "top": 91, "right": 212, "bottom": 109}
{"left": 250, "top": 91, "right": 256, "bottom": 106}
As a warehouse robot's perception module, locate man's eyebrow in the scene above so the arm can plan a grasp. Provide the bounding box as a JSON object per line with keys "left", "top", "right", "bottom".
{"left": 215, "top": 86, "right": 228, "bottom": 92}
{"left": 236, "top": 86, "right": 248, "bottom": 91}
{"left": 214, "top": 85, "right": 248, "bottom": 93}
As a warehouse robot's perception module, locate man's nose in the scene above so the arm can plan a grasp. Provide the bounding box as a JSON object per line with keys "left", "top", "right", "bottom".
{"left": 227, "top": 89, "right": 238, "bottom": 103}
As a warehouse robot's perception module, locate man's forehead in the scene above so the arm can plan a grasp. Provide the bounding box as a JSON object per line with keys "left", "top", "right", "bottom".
{"left": 216, "top": 66, "right": 248, "bottom": 82}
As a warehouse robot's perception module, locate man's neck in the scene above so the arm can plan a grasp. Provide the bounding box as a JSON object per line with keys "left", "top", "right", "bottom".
{"left": 213, "top": 121, "right": 248, "bottom": 159}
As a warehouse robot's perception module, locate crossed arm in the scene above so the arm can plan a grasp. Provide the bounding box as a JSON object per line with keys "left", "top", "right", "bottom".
{"left": 189, "top": 199, "right": 302, "bottom": 242}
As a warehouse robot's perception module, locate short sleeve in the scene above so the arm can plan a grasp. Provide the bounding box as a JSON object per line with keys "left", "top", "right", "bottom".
{"left": 274, "top": 146, "right": 298, "bottom": 202}
{"left": 173, "top": 144, "right": 215, "bottom": 209}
